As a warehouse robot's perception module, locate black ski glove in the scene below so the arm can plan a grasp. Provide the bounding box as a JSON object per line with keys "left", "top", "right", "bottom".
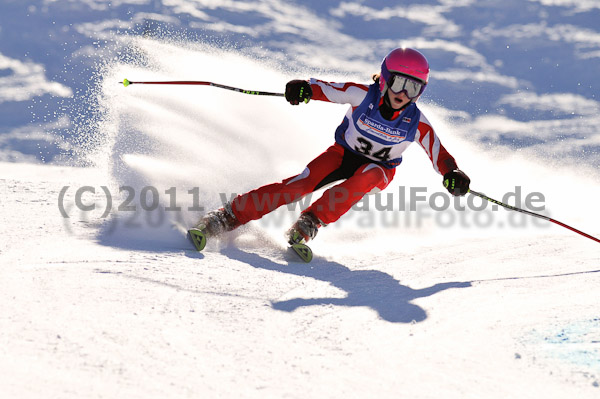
{"left": 443, "top": 169, "right": 470, "bottom": 196}
{"left": 285, "top": 80, "right": 312, "bottom": 105}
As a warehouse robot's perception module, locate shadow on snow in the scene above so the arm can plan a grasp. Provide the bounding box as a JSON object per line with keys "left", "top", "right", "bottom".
{"left": 221, "top": 246, "right": 472, "bottom": 324}
{"left": 94, "top": 219, "right": 471, "bottom": 323}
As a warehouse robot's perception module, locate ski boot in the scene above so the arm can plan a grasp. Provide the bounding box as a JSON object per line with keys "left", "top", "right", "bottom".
{"left": 285, "top": 212, "right": 321, "bottom": 263}
{"left": 187, "top": 203, "right": 241, "bottom": 251}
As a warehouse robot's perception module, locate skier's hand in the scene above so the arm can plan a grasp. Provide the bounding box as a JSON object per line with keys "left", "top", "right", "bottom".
{"left": 285, "top": 80, "right": 312, "bottom": 105}
{"left": 443, "top": 169, "right": 470, "bottom": 196}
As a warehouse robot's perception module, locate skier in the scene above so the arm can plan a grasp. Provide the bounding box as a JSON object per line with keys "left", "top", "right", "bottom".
{"left": 189, "top": 47, "right": 470, "bottom": 256}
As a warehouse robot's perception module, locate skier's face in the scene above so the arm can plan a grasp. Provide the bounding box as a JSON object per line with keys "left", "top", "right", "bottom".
{"left": 386, "top": 88, "right": 410, "bottom": 110}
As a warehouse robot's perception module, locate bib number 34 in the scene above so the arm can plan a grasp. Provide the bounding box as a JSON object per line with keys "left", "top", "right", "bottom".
{"left": 354, "top": 138, "right": 391, "bottom": 162}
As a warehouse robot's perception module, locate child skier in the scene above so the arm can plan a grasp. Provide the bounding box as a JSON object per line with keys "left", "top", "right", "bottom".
{"left": 188, "top": 47, "right": 470, "bottom": 256}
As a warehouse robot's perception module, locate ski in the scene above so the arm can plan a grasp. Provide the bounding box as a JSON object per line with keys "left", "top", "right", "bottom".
{"left": 188, "top": 226, "right": 313, "bottom": 263}
{"left": 290, "top": 243, "right": 313, "bottom": 263}
{"left": 187, "top": 228, "right": 207, "bottom": 251}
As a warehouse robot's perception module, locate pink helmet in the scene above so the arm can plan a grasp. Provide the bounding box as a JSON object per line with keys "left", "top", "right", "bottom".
{"left": 379, "top": 48, "right": 429, "bottom": 99}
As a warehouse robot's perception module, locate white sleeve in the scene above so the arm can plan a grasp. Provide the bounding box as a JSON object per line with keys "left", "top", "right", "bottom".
{"left": 309, "top": 78, "right": 369, "bottom": 107}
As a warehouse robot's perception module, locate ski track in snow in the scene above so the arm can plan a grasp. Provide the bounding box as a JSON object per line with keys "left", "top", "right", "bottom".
{"left": 2, "top": 1, "right": 600, "bottom": 398}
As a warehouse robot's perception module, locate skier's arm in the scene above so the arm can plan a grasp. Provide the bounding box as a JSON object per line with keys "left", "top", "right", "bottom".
{"left": 308, "top": 79, "right": 369, "bottom": 106}
{"left": 414, "top": 115, "right": 458, "bottom": 176}
{"left": 414, "top": 117, "right": 470, "bottom": 196}
{"left": 285, "top": 78, "right": 369, "bottom": 106}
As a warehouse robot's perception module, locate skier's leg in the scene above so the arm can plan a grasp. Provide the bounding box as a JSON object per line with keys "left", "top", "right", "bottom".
{"left": 230, "top": 144, "right": 345, "bottom": 225}
{"left": 305, "top": 163, "right": 396, "bottom": 225}
{"left": 285, "top": 162, "right": 395, "bottom": 245}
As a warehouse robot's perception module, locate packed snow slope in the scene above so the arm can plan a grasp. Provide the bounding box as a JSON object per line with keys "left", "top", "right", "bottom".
{"left": 2, "top": 0, "right": 600, "bottom": 398}
{"left": 2, "top": 36, "right": 600, "bottom": 399}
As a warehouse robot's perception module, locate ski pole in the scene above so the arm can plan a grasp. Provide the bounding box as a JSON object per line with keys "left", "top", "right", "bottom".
{"left": 120, "top": 78, "right": 284, "bottom": 97}
{"left": 469, "top": 189, "right": 600, "bottom": 244}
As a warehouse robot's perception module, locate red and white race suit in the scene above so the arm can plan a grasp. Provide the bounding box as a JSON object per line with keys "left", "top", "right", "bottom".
{"left": 230, "top": 79, "right": 459, "bottom": 225}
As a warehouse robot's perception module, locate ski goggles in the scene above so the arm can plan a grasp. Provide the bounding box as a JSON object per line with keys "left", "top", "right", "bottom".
{"left": 387, "top": 74, "right": 426, "bottom": 99}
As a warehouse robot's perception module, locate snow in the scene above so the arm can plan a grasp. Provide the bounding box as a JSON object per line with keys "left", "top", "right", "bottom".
{"left": 2, "top": 160, "right": 599, "bottom": 398}
{"left": 1, "top": 0, "right": 600, "bottom": 398}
